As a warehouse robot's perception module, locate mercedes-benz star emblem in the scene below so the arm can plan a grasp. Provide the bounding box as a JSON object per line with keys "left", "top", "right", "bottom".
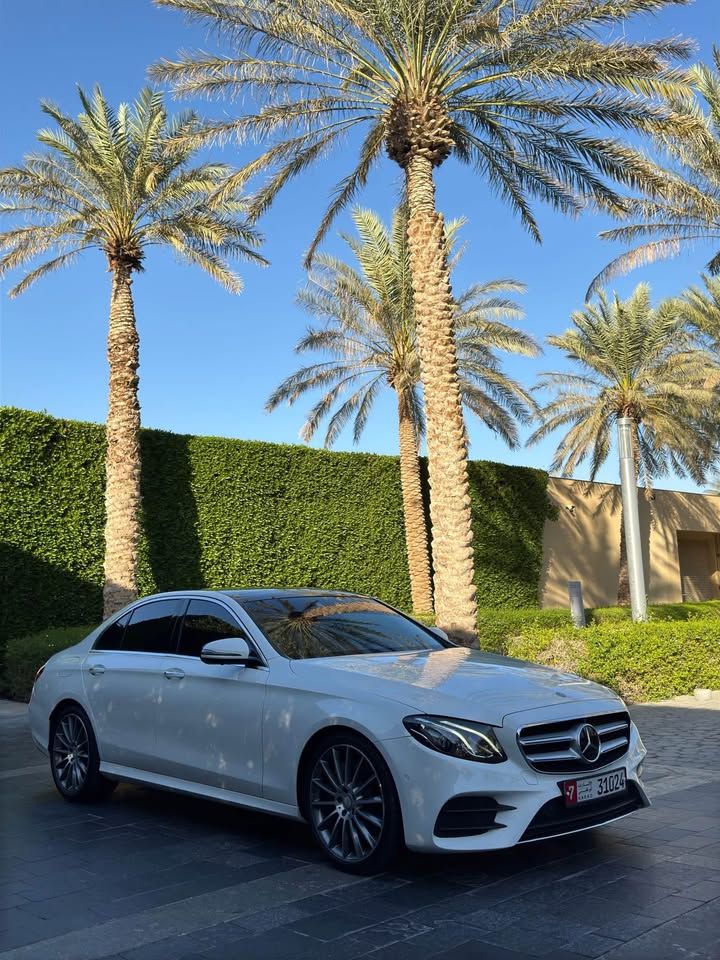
{"left": 576, "top": 723, "right": 601, "bottom": 763}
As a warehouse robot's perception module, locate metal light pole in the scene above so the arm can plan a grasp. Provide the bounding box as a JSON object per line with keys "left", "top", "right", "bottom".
{"left": 617, "top": 417, "right": 647, "bottom": 622}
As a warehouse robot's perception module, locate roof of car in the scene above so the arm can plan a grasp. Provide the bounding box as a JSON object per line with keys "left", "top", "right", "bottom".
{"left": 223, "top": 588, "right": 359, "bottom": 602}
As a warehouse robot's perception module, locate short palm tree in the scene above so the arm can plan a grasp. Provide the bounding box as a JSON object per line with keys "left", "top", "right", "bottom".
{"left": 154, "top": 0, "right": 694, "bottom": 641}
{"left": 677, "top": 274, "right": 720, "bottom": 354}
{"left": 529, "top": 284, "right": 718, "bottom": 604}
{"left": 675, "top": 275, "right": 720, "bottom": 468}
{"left": 267, "top": 207, "right": 537, "bottom": 615}
{"left": 591, "top": 50, "right": 720, "bottom": 295}
{"left": 0, "top": 87, "right": 264, "bottom": 617}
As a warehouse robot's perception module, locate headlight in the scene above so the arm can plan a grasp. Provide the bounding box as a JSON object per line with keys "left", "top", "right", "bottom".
{"left": 403, "top": 715, "right": 506, "bottom": 763}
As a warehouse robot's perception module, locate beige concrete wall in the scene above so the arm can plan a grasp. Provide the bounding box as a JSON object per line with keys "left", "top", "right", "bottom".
{"left": 539, "top": 477, "right": 720, "bottom": 608}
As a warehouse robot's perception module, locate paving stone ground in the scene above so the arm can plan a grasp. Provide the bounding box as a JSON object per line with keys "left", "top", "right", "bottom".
{"left": 1, "top": 697, "right": 718, "bottom": 960}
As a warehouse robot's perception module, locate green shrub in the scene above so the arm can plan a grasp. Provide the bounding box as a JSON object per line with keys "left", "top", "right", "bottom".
{"left": 507, "top": 619, "right": 720, "bottom": 702}
{"left": 588, "top": 600, "right": 720, "bottom": 625}
{"left": 476, "top": 607, "right": 573, "bottom": 652}
{"left": 4, "top": 626, "right": 94, "bottom": 701}
{"left": 0, "top": 407, "right": 552, "bottom": 648}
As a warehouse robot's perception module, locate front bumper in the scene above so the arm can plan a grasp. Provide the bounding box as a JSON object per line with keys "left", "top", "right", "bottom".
{"left": 381, "top": 700, "right": 648, "bottom": 853}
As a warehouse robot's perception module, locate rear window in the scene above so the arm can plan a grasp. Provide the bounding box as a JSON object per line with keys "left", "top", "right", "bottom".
{"left": 95, "top": 613, "right": 130, "bottom": 651}
{"left": 241, "top": 595, "right": 445, "bottom": 660}
{"left": 94, "top": 600, "right": 186, "bottom": 654}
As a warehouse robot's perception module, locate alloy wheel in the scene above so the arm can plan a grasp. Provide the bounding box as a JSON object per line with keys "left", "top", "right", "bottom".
{"left": 310, "top": 743, "right": 385, "bottom": 863}
{"left": 52, "top": 713, "right": 90, "bottom": 795}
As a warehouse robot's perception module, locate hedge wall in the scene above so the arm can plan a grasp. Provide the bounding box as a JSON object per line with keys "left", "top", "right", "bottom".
{"left": 0, "top": 407, "right": 552, "bottom": 645}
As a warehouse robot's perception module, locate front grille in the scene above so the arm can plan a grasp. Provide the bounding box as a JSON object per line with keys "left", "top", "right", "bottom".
{"left": 517, "top": 711, "right": 630, "bottom": 774}
{"left": 520, "top": 782, "right": 646, "bottom": 842}
{"left": 434, "top": 795, "right": 515, "bottom": 838}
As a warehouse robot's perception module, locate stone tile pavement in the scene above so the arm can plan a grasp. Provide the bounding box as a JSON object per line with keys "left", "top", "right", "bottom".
{"left": 1, "top": 697, "right": 718, "bottom": 960}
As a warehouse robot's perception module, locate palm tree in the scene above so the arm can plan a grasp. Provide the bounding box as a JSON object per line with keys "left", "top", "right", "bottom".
{"left": 0, "top": 87, "right": 264, "bottom": 617}
{"left": 676, "top": 274, "right": 720, "bottom": 353}
{"left": 267, "top": 207, "right": 537, "bottom": 615}
{"left": 675, "top": 275, "right": 720, "bottom": 478}
{"left": 591, "top": 50, "right": 720, "bottom": 295}
{"left": 529, "top": 284, "right": 718, "bottom": 604}
{"left": 153, "top": 0, "right": 694, "bottom": 641}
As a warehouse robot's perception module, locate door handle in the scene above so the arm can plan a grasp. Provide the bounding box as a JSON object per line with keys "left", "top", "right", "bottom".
{"left": 88, "top": 664, "right": 106, "bottom": 676}
{"left": 164, "top": 668, "right": 185, "bottom": 680}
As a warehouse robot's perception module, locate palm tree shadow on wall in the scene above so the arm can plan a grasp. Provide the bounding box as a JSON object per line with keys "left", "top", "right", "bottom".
{"left": 140, "top": 430, "right": 203, "bottom": 593}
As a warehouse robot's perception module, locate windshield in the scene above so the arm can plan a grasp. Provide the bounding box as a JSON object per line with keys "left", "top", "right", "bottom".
{"left": 241, "top": 595, "right": 447, "bottom": 660}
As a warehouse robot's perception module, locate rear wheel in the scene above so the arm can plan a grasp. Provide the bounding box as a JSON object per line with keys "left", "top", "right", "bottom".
{"left": 50, "top": 705, "right": 116, "bottom": 803}
{"left": 304, "top": 730, "right": 402, "bottom": 873}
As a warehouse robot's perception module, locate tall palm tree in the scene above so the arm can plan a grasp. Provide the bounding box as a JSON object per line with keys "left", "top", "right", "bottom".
{"left": 591, "top": 50, "right": 720, "bottom": 295}
{"left": 0, "top": 87, "right": 264, "bottom": 617}
{"left": 267, "top": 206, "right": 537, "bottom": 615}
{"left": 529, "top": 284, "right": 718, "bottom": 604}
{"left": 154, "top": 0, "right": 694, "bottom": 642}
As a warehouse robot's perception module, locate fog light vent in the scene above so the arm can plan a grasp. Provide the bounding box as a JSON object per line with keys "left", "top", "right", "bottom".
{"left": 434, "top": 795, "right": 515, "bottom": 838}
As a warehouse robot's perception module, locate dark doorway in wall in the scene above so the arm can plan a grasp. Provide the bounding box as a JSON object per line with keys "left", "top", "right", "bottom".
{"left": 677, "top": 531, "right": 720, "bottom": 601}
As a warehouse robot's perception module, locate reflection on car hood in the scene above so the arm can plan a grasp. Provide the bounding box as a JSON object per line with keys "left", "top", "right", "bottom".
{"left": 292, "top": 647, "right": 619, "bottom": 723}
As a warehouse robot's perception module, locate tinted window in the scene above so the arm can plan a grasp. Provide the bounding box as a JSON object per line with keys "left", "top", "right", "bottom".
{"left": 123, "top": 599, "right": 184, "bottom": 654}
{"left": 177, "top": 599, "right": 248, "bottom": 658}
{"left": 95, "top": 612, "right": 130, "bottom": 651}
{"left": 242, "top": 595, "right": 446, "bottom": 660}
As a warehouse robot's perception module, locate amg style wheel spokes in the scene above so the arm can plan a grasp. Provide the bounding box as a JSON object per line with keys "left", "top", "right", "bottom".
{"left": 52, "top": 714, "right": 90, "bottom": 794}
{"left": 310, "top": 744, "right": 384, "bottom": 862}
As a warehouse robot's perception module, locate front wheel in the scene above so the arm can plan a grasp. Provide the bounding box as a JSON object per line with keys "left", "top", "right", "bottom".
{"left": 50, "top": 705, "right": 116, "bottom": 803}
{"left": 304, "top": 731, "right": 403, "bottom": 873}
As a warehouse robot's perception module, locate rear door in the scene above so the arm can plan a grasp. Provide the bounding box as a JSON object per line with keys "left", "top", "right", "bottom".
{"left": 83, "top": 598, "right": 186, "bottom": 771}
{"left": 154, "top": 598, "right": 267, "bottom": 796}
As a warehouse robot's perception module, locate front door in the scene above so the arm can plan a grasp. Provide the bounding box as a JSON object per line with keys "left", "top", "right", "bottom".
{"left": 154, "top": 598, "right": 267, "bottom": 796}
{"left": 83, "top": 598, "right": 186, "bottom": 770}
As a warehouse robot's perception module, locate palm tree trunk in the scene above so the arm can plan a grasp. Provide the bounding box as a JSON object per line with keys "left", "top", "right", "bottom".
{"left": 397, "top": 398, "right": 434, "bottom": 615}
{"left": 404, "top": 154, "right": 477, "bottom": 643}
{"left": 103, "top": 263, "right": 141, "bottom": 617}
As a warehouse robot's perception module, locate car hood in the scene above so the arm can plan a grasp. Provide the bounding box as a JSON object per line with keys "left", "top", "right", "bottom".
{"left": 291, "top": 647, "right": 620, "bottom": 724}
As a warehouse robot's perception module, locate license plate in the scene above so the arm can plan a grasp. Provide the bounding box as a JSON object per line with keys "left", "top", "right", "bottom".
{"left": 562, "top": 768, "right": 626, "bottom": 806}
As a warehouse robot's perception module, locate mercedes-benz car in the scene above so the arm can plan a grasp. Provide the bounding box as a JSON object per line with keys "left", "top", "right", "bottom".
{"left": 29, "top": 589, "right": 648, "bottom": 872}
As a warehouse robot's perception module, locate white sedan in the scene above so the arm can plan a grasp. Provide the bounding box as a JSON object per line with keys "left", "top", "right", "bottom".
{"left": 29, "top": 589, "right": 648, "bottom": 872}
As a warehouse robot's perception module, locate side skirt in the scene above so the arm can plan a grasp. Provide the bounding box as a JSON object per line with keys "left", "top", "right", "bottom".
{"left": 99, "top": 762, "right": 303, "bottom": 821}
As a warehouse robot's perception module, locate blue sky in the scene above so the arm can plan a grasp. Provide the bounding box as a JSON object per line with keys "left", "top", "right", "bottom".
{"left": 0, "top": 0, "right": 716, "bottom": 492}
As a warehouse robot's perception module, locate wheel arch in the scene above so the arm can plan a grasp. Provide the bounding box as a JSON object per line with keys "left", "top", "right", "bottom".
{"left": 295, "top": 723, "right": 401, "bottom": 822}
{"left": 48, "top": 698, "right": 88, "bottom": 742}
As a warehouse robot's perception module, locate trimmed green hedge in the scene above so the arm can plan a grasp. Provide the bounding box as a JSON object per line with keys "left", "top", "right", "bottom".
{"left": 507, "top": 620, "right": 720, "bottom": 702}
{"left": 0, "top": 407, "right": 553, "bottom": 647}
{"left": 4, "top": 626, "right": 94, "bottom": 701}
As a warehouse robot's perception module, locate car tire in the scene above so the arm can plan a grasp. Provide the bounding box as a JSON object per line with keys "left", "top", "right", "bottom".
{"left": 49, "top": 704, "right": 116, "bottom": 803}
{"left": 303, "top": 729, "right": 403, "bottom": 874}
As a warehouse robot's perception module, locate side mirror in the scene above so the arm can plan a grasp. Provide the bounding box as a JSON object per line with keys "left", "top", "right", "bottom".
{"left": 200, "top": 637, "right": 257, "bottom": 666}
{"left": 429, "top": 626, "right": 449, "bottom": 642}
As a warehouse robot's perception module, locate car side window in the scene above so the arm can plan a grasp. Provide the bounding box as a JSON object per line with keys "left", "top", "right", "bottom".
{"left": 94, "top": 612, "right": 130, "bottom": 651}
{"left": 122, "top": 599, "right": 185, "bottom": 654}
{"left": 177, "top": 599, "right": 248, "bottom": 658}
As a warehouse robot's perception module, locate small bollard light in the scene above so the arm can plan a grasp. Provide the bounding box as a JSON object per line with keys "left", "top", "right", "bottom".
{"left": 568, "top": 580, "right": 586, "bottom": 628}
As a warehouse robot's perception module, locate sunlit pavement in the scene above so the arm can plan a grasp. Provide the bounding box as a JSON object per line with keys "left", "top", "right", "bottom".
{"left": 1, "top": 697, "right": 718, "bottom": 960}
